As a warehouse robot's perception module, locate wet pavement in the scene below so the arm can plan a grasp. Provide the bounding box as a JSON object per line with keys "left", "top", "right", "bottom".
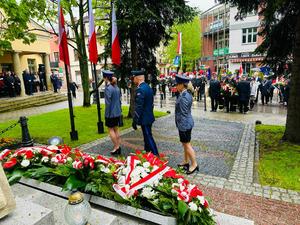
{"left": 85, "top": 115, "right": 245, "bottom": 178}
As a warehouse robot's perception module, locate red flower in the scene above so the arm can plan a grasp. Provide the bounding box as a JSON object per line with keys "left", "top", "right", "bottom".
{"left": 189, "top": 186, "right": 203, "bottom": 198}
{"left": 135, "top": 150, "right": 142, "bottom": 155}
{"left": 25, "top": 150, "right": 34, "bottom": 159}
{"left": 72, "top": 159, "right": 83, "bottom": 169}
{"left": 0, "top": 149, "right": 11, "bottom": 161}
{"left": 3, "top": 158, "right": 17, "bottom": 169}
{"left": 163, "top": 169, "right": 184, "bottom": 179}
{"left": 60, "top": 145, "right": 71, "bottom": 156}
{"left": 204, "top": 199, "right": 209, "bottom": 208}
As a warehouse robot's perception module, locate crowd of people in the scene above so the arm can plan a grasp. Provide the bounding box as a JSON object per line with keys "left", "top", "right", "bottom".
{"left": 0, "top": 69, "right": 66, "bottom": 98}
{"left": 149, "top": 70, "right": 290, "bottom": 114}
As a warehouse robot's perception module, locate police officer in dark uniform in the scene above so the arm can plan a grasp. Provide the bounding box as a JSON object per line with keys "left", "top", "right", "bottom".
{"left": 209, "top": 75, "right": 221, "bottom": 112}
{"left": 131, "top": 70, "right": 159, "bottom": 156}
{"left": 237, "top": 75, "right": 251, "bottom": 114}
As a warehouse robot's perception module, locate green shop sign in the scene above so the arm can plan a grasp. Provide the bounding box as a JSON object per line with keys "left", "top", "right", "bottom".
{"left": 213, "top": 48, "right": 229, "bottom": 56}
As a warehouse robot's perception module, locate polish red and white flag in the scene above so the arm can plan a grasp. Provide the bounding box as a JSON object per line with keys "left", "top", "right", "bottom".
{"left": 88, "top": 0, "right": 98, "bottom": 64}
{"left": 58, "top": 0, "right": 70, "bottom": 66}
{"left": 111, "top": 3, "right": 121, "bottom": 66}
{"left": 177, "top": 32, "right": 182, "bottom": 55}
{"left": 239, "top": 64, "right": 243, "bottom": 76}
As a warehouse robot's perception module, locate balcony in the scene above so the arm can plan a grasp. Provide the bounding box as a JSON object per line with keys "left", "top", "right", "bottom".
{"left": 203, "top": 20, "right": 230, "bottom": 36}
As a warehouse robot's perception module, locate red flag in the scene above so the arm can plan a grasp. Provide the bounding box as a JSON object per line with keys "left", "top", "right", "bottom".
{"left": 239, "top": 64, "right": 243, "bottom": 76}
{"left": 88, "top": 0, "right": 98, "bottom": 64}
{"left": 111, "top": 3, "right": 121, "bottom": 66}
{"left": 177, "top": 32, "right": 182, "bottom": 55}
{"left": 58, "top": 0, "right": 70, "bottom": 66}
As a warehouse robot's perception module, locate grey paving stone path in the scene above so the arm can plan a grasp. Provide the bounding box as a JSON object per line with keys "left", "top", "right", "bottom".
{"left": 83, "top": 115, "right": 245, "bottom": 178}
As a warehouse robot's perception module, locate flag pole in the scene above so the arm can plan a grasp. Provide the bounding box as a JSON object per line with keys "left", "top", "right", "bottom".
{"left": 64, "top": 64, "right": 78, "bottom": 140}
{"left": 93, "top": 63, "right": 104, "bottom": 134}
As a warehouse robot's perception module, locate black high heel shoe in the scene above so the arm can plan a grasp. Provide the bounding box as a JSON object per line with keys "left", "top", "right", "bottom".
{"left": 177, "top": 163, "right": 189, "bottom": 169}
{"left": 186, "top": 166, "right": 199, "bottom": 175}
{"left": 110, "top": 147, "right": 121, "bottom": 155}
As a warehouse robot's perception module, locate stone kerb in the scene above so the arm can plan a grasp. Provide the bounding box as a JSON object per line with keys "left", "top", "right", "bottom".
{"left": 18, "top": 177, "right": 255, "bottom": 225}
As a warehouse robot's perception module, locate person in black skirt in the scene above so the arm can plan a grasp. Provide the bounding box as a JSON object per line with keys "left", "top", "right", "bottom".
{"left": 175, "top": 74, "right": 198, "bottom": 175}
{"left": 103, "top": 70, "right": 122, "bottom": 155}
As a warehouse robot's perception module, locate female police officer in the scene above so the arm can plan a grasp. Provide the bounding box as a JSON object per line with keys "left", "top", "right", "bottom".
{"left": 175, "top": 74, "right": 199, "bottom": 175}
{"left": 103, "top": 70, "right": 122, "bottom": 155}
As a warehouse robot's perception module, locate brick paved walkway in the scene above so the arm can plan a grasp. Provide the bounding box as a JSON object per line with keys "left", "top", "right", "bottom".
{"left": 198, "top": 185, "right": 300, "bottom": 225}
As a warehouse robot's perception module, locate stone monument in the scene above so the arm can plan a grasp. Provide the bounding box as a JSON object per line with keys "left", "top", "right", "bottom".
{"left": 0, "top": 164, "right": 16, "bottom": 218}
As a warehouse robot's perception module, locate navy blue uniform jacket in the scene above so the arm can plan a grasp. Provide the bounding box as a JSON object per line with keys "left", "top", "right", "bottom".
{"left": 237, "top": 80, "right": 251, "bottom": 101}
{"left": 134, "top": 82, "right": 155, "bottom": 126}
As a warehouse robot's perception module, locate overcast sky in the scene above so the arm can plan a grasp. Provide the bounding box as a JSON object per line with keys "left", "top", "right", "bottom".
{"left": 186, "top": 0, "right": 217, "bottom": 12}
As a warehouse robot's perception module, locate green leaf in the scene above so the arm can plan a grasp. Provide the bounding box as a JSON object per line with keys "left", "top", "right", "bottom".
{"left": 63, "top": 174, "right": 87, "bottom": 191}
{"left": 7, "top": 170, "right": 24, "bottom": 185}
{"left": 52, "top": 165, "right": 73, "bottom": 177}
{"left": 24, "top": 166, "right": 52, "bottom": 179}
{"left": 178, "top": 200, "right": 188, "bottom": 219}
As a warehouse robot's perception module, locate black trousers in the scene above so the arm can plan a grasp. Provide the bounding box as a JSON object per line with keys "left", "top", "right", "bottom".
{"left": 261, "top": 94, "right": 269, "bottom": 105}
{"left": 224, "top": 96, "right": 230, "bottom": 112}
{"left": 239, "top": 100, "right": 249, "bottom": 113}
{"left": 211, "top": 97, "right": 218, "bottom": 111}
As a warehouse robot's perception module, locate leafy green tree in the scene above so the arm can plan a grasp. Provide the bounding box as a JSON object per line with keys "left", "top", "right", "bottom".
{"left": 218, "top": 0, "right": 300, "bottom": 143}
{"left": 166, "top": 16, "right": 202, "bottom": 71}
{"left": 112, "top": 0, "right": 196, "bottom": 116}
{"left": 0, "top": 0, "right": 100, "bottom": 106}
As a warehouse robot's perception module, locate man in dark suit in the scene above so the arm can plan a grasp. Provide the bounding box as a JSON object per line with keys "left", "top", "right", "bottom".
{"left": 237, "top": 75, "right": 251, "bottom": 114}
{"left": 132, "top": 70, "right": 159, "bottom": 156}
{"left": 260, "top": 75, "right": 272, "bottom": 105}
{"left": 209, "top": 75, "right": 221, "bottom": 112}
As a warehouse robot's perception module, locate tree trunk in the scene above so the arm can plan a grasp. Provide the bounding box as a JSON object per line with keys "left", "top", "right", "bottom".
{"left": 283, "top": 13, "right": 300, "bottom": 143}
{"left": 128, "top": 33, "right": 138, "bottom": 118}
{"left": 78, "top": 0, "right": 90, "bottom": 107}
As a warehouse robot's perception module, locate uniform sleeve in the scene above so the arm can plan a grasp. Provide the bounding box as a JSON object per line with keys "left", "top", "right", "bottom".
{"left": 105, "top": 87, "right": 112, "bottom": 118}
{"left": 134, "top": 88, "right": 145, "bottom": 124}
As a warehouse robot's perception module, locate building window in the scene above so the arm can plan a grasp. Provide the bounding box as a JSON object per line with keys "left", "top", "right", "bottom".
{"left": 242, "top": 27, "right": 257, "bottom": 44}
{"left": 54, "top": 52, "right": 59, "bottom": 62}
{"left": 27, "top": 59, "right": 36, "bottom": 73}
{"left": 74, "top": 49, "right": 79, "bottom": 61}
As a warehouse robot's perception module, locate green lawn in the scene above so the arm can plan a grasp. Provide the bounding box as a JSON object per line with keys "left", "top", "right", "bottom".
{"left": 0, "top": 105, "right": 167, "bottom": 148}
{"left": 256, "top": 125, "right": 300, "bottom": 191}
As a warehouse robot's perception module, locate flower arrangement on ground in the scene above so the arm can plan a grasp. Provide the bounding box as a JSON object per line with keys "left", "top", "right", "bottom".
{"left": 0, "top": 145, "right": 215, "bottom": 225}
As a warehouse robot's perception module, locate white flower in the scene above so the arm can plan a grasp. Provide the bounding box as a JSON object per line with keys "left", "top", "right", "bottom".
{"left": 41, "top": 156, "right": 49, "bottom": 163}
{"left": 143, "top": 162, "right": 150, "bottom": 168}
{"left": 100, "top": 165, "right": 110, "bottom": 173}
{"left": 172, "top": 183, "right": 180, "bottom": 188}
{"left": 198, "top": 206, "right": 203, "bottom": 213}
{"left": 21, "top": 159, "right": 30, "bottom": 167}
{"left": 178, "top": 178, "right": 184, "bottom": 184}
{"left": 197, "top": 196, "right": 205, "bottom": 205}
{"left": 47, "top": 145, "right": 58, "bottom": 150}
{"left": 208, "top": 208, "right": 214, "bottom": 216}
{"left": 171, "top": 189, "right": 178, "bottom": 195}
{"left": 179, "top": 184, "right": 185, "bottom": 191}
{"left": 141, "top": 187, "right": 156, "bottom": 199}
{"left": 187, "top": 184, "right": 196, "bottom": 192}
{"left": 67, "top": 157, "right": 73, "bottom": 162}
{"left": 188, "top": 202, "right": 198, "bottom": 211}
